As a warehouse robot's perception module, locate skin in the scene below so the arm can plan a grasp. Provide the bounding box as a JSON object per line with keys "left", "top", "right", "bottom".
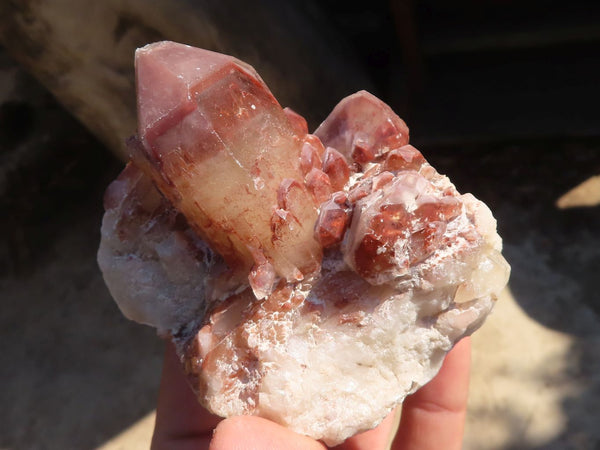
{"left": 152, "top": 337, "right": 471, "bottom": 450}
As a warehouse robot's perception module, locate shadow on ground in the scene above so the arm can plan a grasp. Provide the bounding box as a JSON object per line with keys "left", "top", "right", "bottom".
{"left": 0, "top": 54, "right": 164, "bottom": 447}
{"left": 1, "top": 157, "right": 165, "bottom": 449}
{"left": 426, "top": 141, "right": 600, "bottom": 449}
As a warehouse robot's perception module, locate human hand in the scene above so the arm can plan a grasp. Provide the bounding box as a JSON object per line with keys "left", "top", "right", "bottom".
{"left": 151, "top": 337, "right": 471, "bottom": 450}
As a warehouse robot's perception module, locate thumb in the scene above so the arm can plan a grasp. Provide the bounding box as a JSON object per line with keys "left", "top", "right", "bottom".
{"left": 209, "top": 416, "right": 326, "bottom": 450}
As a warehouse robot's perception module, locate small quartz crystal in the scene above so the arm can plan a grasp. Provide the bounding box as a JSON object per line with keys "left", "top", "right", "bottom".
{"left": 98, "top": 41, "right": 510, "bottom": 446}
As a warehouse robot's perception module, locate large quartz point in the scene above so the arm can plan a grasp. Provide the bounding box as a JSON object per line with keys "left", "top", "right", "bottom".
{"left": 131, "top": 42, "right": 322, "bottom": 297}
{"left": 98, "top": 41, "right": 511, "bottom": 446}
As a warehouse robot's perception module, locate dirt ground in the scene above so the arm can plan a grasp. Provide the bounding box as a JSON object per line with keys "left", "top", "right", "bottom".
{"left": 2, "top": 53, "right": 600, "bottom": 450}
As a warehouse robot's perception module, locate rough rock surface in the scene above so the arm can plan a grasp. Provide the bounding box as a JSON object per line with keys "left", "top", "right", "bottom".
{"left": 97, "top": 41, "right": 510, "bottom": 445}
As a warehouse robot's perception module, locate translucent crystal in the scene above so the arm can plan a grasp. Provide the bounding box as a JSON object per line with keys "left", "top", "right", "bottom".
{"left": 314, "top": 90, "right": 410, "bottom": 163}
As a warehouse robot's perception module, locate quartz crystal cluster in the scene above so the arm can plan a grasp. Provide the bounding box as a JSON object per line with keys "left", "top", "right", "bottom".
{"left": 98, "top": 41, "right": 510, "bottom": 445}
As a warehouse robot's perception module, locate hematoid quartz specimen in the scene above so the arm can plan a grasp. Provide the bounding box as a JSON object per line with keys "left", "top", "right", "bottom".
{"left": 98, "top": 41, "right": 510, "bottom": 445}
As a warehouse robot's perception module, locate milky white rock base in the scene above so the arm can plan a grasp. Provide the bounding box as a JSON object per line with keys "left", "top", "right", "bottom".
{"left": 98, "top": 41, "right": 510, "bottom": 446}
{"left": 181, "top": 274, "right": 495, "bottom": 445}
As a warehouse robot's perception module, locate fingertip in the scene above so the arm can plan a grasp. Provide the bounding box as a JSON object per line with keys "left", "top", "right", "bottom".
{"left": 391, "top": 337, "right": 472, "bottom": 450}
{"left": 210, "top": 416, "right": 326, "bottom": 450}
{"left": 152, "top": 342, "right": 221, "bottom": 449}
{"left": 333, "top": 407, "right": 400, "bottom": 450}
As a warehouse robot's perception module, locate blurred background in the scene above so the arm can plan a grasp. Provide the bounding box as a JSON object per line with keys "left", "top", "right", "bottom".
{"left": 1, "top": 0, "right": 599, "bottom": 448}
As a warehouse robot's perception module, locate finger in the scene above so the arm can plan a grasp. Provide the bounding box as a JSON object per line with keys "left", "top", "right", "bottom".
{"left": 209, "top": 416, "right": 327, "bottom": 450}
{"left": 151, "top": 341, "right": 222, "bottom": 450}
{"left": 332, "top": 407, "right": 400, "bottom": 450}
{"left": 392, "top": 337, "right": 471, "bottom": 450}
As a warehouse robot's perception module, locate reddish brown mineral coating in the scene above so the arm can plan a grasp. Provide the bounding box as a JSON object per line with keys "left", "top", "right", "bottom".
{"left": 382, "top": 145, "right": 426, "bottom": 172}
{"left": 175, "top": 82, "right": 506, "bottom": 426}
{"left": 300, "top": 135, "right": 325, "bottom": 174}
{"left": 315, "top": 192, "right": 352, "bottom": 248}
{"left": 322, "top": 147, "right": 351, "bottom": 191}
{"left": 305, "top": 168, "right": 333, "bottom": 205}
{"left": 99, "top": 41, "right": 510, "bottom": 447}
{"left": 344, "top": 170, "right": 473, "bottom": 286}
